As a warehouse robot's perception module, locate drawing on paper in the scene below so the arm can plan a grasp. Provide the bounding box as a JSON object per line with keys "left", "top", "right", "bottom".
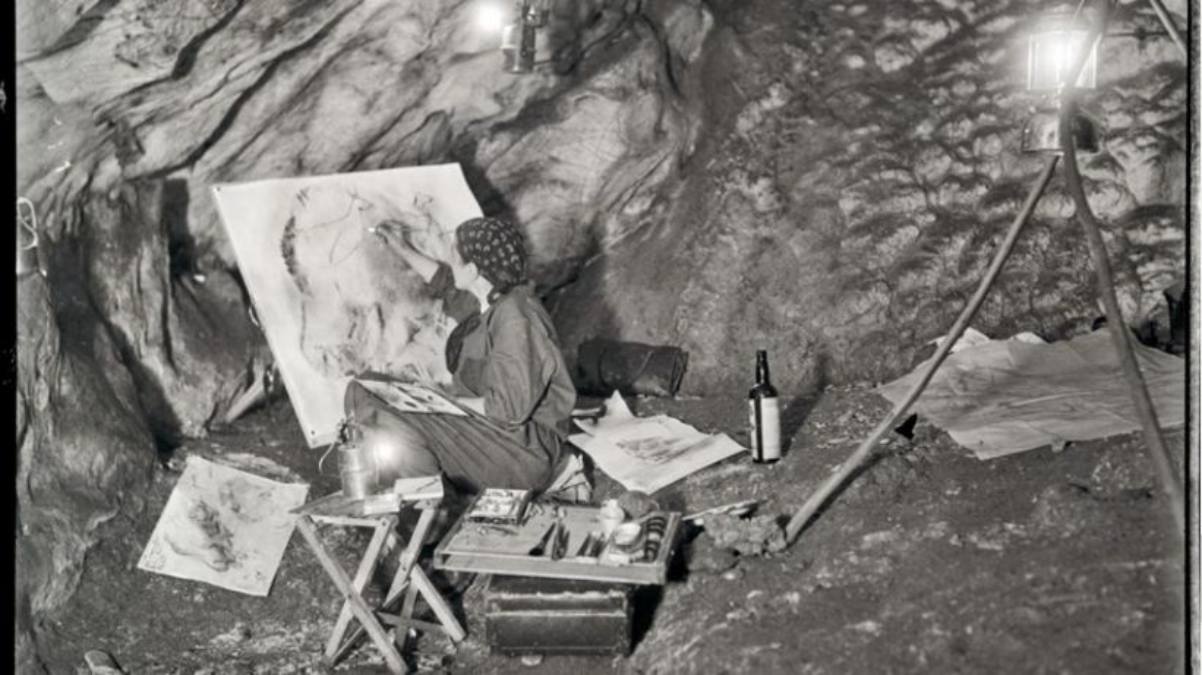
{"left": 614, "top": 435, "right": 704, "bottom": 465}
{"left": 138, "top": 456, "right": 310, "bottom": 596}
{"left": 569, "top": 413, "right": 745, "bottom": 494}
{"left": 213, "top": 164, "right": 484, "bottom": 446}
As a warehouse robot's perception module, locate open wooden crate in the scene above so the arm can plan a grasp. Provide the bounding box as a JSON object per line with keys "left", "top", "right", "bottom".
{"left": 433, "top": 503, "right": 681, "bottom": 585}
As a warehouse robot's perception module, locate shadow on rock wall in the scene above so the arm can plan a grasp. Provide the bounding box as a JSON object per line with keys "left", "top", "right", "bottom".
{"left": 551, "top": 0, "right": 1187, "bottom": 398}
{"left": 17, "top": 272, "right": 156, "bottom": 673}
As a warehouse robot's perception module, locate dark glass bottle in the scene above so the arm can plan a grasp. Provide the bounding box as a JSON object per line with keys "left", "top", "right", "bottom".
{"left": 748, "top": 350, "right": 781, "bottom": 463}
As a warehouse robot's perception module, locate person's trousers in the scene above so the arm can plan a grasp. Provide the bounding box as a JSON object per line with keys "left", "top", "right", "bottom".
{"left": 344, "top": 380, "right": 557, "bottom": 495}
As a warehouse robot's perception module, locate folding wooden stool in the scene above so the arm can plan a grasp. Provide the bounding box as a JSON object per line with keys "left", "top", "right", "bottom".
{"left": 293, "top": 485, "right": 466, "bottom": 674}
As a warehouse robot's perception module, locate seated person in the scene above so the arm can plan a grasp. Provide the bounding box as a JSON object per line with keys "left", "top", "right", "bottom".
{"left": 345, "top": 216, "right": 578, "bottom": 497}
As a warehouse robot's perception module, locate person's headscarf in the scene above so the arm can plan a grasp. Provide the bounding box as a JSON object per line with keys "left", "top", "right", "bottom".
{"left": 455, "top": 216, "right": 528, "bottom": 301}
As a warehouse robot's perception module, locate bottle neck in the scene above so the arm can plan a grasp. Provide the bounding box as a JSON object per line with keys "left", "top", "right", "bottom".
{"left": 755, "top": 351, "right": 770, "bottom": 385}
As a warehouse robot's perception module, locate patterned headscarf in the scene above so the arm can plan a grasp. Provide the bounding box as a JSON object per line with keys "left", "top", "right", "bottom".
{"left": 455, "top": 216, "right": 528, "bottom": 299}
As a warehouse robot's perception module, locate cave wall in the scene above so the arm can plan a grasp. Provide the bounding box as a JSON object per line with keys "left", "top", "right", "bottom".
{"left": 552, "top": 0, "right": 1188, "bottom": 395}
{"left": 14, "top": 0, "right": 1187, "bottom": 662}
{"left": 15, "top": 0, "right": 692, "bottom": 659}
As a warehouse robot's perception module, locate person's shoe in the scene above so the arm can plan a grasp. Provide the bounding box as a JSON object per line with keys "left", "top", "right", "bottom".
{"left": 543, "top": 452, "right": 593, "bottom": 504}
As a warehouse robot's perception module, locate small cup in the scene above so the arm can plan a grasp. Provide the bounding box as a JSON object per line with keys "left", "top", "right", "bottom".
{"left": 599, "top": 499, "right": 625, "bottom": 537}
{"left": 612, "top": 522, "right": 642, "bottom": 548}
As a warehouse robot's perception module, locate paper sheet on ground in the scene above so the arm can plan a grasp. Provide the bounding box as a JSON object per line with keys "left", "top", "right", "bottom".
{"left": 138, "top": 456, "right": 309, "bottom": 596}
{"left": 570, "top": 391, "right": 744, "bottom": 493}
{"left": 878, "top": 328, "right": 1185, "bottom": 459}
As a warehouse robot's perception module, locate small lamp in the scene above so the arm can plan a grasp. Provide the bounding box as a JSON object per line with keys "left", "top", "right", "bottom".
{"left": 500, "top": 0, "right": 549, "bottom": 73}
{"left": 1026, "top": 12, "right": 1098, "bottom": 92}
{"left": 1021, "top": 11, "right": 1102, "bottom": 153}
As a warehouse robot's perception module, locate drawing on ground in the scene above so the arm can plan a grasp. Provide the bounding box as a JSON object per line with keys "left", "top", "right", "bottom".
{"left": 138, "top": 456, "right": 309, "bottom": 596}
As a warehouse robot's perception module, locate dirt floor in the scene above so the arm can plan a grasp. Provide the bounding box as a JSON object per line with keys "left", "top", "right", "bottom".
{"left": 35, "top": 384, "right": 1188, "bottom": 674}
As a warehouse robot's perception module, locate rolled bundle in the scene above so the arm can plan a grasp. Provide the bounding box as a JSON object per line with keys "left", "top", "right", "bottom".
{"left": 573, "top": 339, "right": 688, "bottom": 398}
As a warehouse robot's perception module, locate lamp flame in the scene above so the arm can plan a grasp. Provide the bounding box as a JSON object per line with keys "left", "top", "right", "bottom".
{"left": 1026, "top": 15, "right": 1098, "bottom": 92}
{"left": 476, "top": 2, "right": 507, "bottom": 32}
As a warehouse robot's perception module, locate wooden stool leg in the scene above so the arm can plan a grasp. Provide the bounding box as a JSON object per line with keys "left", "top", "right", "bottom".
{"left": 409, "top": 565, "right": 466, "bottom": 642}
{"left": 396, "top": 582, "right": 421, "bottom": 654}
{"left": 382, "top": 507, "right": 436, "bottom": 601}
{"left": 403, "top": 505, "right": 465, "bottom": 642}
{"left": 332, "top": 503, "right": 466, "bottom": 658}
{"left": 296, "top": 517, "right": 408, "bottom": 675}
{"left": 324, "top": 517, "right": 395, "bottom": 658}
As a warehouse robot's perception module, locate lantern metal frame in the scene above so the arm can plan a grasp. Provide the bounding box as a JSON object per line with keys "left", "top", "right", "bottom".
{"left": 1020, "top": 9, "right": 1104, "bottom": 155}
{"left": 500, "top": 0, "right": 550, "bottom": 73}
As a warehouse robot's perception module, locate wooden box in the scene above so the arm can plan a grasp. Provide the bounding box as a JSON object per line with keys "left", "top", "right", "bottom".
{"left": 433, "top": 504, "right": 681, "bottom": 585}
{"left": 484, "top": 575, "right": 632, "bottom": 655}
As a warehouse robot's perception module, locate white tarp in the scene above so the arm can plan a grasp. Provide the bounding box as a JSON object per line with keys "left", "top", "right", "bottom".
{"left": 138, "top": 456, "right": 310, "bottom": 596}
{"left": 878, "top": 328, "right": 1186, "bottom": 459}
{"left": 213, "top": 164, "right": 483, "bottom": 447}
{"left": 570, "top": 392, "right": 745, "bottom": 493}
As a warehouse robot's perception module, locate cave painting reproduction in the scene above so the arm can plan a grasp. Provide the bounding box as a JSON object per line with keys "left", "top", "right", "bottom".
{"left": 137, "top": 456, "right": 309, "bottom": 596}
{"left": 213, "top": 164, "right": 484, "bottom": 446}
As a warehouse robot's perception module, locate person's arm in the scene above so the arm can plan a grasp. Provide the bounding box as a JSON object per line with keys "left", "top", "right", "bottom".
{"left": 372, "top": 221, "right": 439, "bottom": 283}
{"left": 373, "top": 221, "right": 480, "bottom": 322}
{"left": 480, "top": 311, "right": 556, "bottom": 428}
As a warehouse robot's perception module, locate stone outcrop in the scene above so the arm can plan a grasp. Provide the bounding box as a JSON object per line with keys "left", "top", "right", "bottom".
{"left": 551, "top": 0, "right": 1188, "bottom": 394}
{"left": 17, "top": 270, "right": 156, "bottom": 673}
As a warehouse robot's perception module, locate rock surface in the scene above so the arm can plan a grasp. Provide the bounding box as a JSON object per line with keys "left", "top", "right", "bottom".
{"left": 34, "top": 390, "right": 1188, "bottom": 674}
{"left": 550, "top": 0, "right": 1188, "bottom": 395}
{"left": 16, "top": 272, "right": 157, "bottom": 671}
{"left": 13, "top": 0, "right": 1187, "bottom": 661}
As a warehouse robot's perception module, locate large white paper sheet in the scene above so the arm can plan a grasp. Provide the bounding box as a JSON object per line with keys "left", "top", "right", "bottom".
{"left": 878, "top": 328, "right": 1185, "bottom": 459}
{"left": 137, "top": 456, "right": 310, "bottom": 596}
{"left": 213, "top": 164, "right": 484, "bottom": 446}
{"left": 570, "top": 393, "right": 744, "bottom": 493}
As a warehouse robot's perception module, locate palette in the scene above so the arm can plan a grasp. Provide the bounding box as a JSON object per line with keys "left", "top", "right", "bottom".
{"left": 433, "top": 503, "right": 681, "bottom": 585}
{"left": 466, "top": 488, "right": 532, "bottom": 524}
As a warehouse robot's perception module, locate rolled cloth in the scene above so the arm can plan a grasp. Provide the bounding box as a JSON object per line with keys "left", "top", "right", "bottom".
{"left": 574, "top": 338, "right": 689, "bottom": 398}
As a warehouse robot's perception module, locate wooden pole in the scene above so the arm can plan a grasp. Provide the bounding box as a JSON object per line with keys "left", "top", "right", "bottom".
{"left": 1144, "top": 0, "right": 1187, "bottom": 58}
{"left": 784, "top": 156, "right": 1060, "bottom": 545}
{"left": 1058, "top": 95, "right": 1184, "bottom": 533}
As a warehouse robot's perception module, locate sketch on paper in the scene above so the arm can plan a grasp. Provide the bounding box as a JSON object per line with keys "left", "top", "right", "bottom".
{"left": 570, "top": 413, "right": 745, "bottom": 494}
{"left": 213, "top": 164, "right": 484, "bottom": 446}
{"left": 614, "top": 435, "right": 706, "bottom": 465}
{"left": 355, "top": 379, "right": 467, "bottom": 417}
{"left": 138, "top": 456, "right": 309, "bottom": 596}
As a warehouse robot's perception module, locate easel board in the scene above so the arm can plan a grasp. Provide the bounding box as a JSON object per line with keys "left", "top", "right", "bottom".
{"left": 212, "top": 163, "right": 484, "bottom": 448}
{"left": 433, "top": 504, "right": 681, "bottom": 586}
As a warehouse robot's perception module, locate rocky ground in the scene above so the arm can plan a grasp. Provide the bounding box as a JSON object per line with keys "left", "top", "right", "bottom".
{"left": 34, "top": 384, "right": 1187, "bottom": 674}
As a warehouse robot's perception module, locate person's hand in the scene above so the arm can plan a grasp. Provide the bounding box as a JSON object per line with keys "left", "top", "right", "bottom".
{"left": 370, "top": 219, "right": 415, "bottom": 251}
{"left": 370, "top": 219, "right": 439, "bottom": 282}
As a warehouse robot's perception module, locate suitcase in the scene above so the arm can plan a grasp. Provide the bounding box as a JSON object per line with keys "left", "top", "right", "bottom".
{"left": 484, "top": 575, "right": 633, "bottom": 655}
